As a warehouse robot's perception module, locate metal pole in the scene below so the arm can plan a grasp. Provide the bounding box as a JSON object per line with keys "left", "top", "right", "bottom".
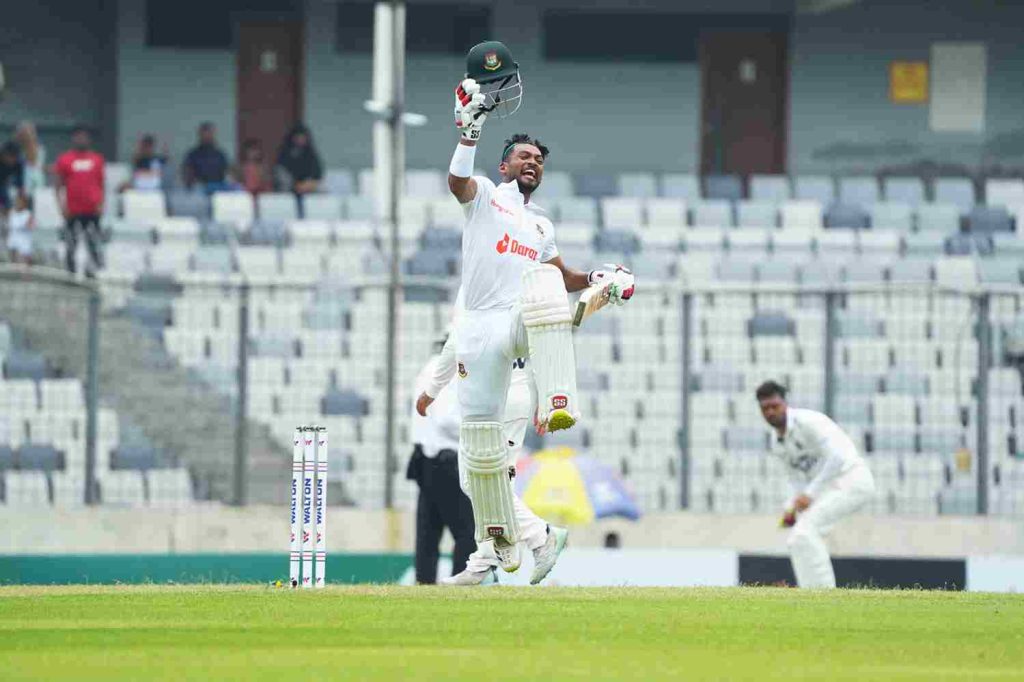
{"left": 234, "top": 282, "right": 250, "bottom": 506}
{"left": 84, "top": 289, "right": 100, "bottom": 505}
{"left": 382, "top": 0, "right": 405, "bottom": 508}
{"left": 976, "top": 293, "right": 991, "bottom": 515}
{"left": 679, "top": 293, "right": 693, "bottom": 509}
{"left": 823, "top": 291, "right": 837, "bottom": 417}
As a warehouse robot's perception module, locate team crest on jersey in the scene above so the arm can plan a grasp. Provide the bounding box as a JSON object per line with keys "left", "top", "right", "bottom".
{"left": 536, "top": 223, "right": 545, "bottom": 238}
{"left": 458, "top": 362, "right": 468, "bottom": 378}
{"left": 483, "top": 51, "right": 501, "bottom": 71}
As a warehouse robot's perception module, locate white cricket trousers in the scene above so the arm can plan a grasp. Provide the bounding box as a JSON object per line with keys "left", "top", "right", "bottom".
{"left": 455, "top": 307, "right": 548, "bottom": 570}
{"left": 788, "top": 463, "right": 875, "bottom": 589}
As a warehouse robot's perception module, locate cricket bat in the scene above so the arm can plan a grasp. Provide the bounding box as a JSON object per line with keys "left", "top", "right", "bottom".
{"left": 572, "top": 280, "right": 615, "bottom": 327}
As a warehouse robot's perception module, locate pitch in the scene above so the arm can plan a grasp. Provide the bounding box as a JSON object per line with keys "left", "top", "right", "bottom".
{"left": 1, "top": 585, "right": 1022, "bottom": 680}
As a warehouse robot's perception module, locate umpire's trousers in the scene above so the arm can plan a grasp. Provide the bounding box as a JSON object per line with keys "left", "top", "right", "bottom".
{"left": 63, "top": 214, "right": 104, "bottom": 275}
{"left": 408, "top": 447, "right": 476, "bottom": 584}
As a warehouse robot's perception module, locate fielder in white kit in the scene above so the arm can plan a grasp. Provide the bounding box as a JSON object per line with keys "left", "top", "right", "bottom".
{"left": 756, "top": 380, "right": 876, "bottom": 588}
{"left": 441, "top": 42, "right": 635, "bottom": 583}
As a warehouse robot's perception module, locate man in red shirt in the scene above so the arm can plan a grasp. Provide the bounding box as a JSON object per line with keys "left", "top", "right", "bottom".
{"left": 54, "top": 126, "right": 105, "bottom": 275}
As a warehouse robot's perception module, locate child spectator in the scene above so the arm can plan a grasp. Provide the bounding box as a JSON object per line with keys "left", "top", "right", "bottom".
{"left": 6, "top": 193, "right": 34, "bottom": 264}
{"left": 238, "top": 138, "right": 272, "bottom": 195}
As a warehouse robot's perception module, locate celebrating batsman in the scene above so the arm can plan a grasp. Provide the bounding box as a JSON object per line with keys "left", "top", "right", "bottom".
{"left": 443, "top": 41, "right": 635, "bottom": 580}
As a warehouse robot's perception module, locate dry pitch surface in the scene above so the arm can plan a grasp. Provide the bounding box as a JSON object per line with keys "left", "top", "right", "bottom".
{"left": 1, "top": 585, "right": 1022, "bottom": 681}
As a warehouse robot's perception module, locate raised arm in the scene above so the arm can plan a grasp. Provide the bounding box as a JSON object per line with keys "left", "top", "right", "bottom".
{"left": 448, "top": 79, "right": 488, "bottom": 204}
{"left": 448, "top": 139, "right": 478, "bottom": 204}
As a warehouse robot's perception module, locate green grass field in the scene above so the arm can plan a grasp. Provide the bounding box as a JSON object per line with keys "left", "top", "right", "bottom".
{"left": 1, "top": 585, "right": 1022, "bottom": 681}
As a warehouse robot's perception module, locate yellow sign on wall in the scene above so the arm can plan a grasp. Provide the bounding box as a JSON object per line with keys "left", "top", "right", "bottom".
{"left": 890, "top": 61, "right": 929, "bottom": 104}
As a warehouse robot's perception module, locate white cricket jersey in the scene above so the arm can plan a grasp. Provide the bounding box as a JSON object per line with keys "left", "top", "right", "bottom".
{"left": 412, "top": 356, "right": 460, "bottom": 457}
{"left": 770, "top": 408, "right": 865, "bottom": 499}
{"left": 460, "top": 176, "right": 558, "bottom": 311}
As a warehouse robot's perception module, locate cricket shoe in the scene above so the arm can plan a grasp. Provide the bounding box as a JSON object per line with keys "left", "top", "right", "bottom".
{"left": 493, "top": 536, "right": 522, "bottom": 573}
{"left": 440, "top": 567, "right": 498, "bottom": 586}
{"left": 530, "top": 526, "right": 569, "bottom": 585}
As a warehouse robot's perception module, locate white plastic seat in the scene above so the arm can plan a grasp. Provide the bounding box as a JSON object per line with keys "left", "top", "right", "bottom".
{"left": 147, "top": 244, "right": 193, "bottom": 275}
{"left": 147, "top": 468, "right": 194, "bottom": 506}
{"left": 99, "top": 471, "right": 146, "bottom": 506}
{"left": 212, "top": 192, "right": 255, "bottom": 228}
{"left": 4, "top": 471, "right": 49, "bottom": 505}
{"left": 302, "top": 194, "right": 343, "bottom": 220}
{"left": 236, "top": 247, "right": 280, "bottom": 275}
{"left": 406, "top": 169, "right": 446, "bottom": 198}
{"left": 122, "top": 190, "right": 167, "bottom": 223}
{"left": 934, "top": 257, "right": 978, "bottom": 288}
{"left": 601, "top": 197, "right": 643, "bottom": 230}
{"left": 258, "top": 193, "right": 299, "bottom": 221}
{"left": 871, "top": 394, "right": 917, "bottom": 426}
{"left": 692, "top": 200, "right": 733, "bottom": 227}
{"left": 780, "top": 200, "right": 823, "bottom": 230}
{"left": 985, "top": 179, "right": 1024, "bottom": 209}
{"left": 288, "top": 219, "right": 333, "bottom": 244}
{"left": 156, "top": 217, "right": 200, "bottom": 241}
{"left": 645, "top": 199, "right": 687, "bottom": 228}
{"left": 841, "top": 339, "right": 892, "bottom": 372}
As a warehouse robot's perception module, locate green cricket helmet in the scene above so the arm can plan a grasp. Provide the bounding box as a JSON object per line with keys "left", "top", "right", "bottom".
{"left": 465, "top": 40, "right": 522, "bottom": 118}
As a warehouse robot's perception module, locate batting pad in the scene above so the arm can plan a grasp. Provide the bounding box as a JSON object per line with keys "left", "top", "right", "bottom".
{"left": 521, "top": 265, "right": 578, "bottom": 425}
{"left": 461, "top": 421, "right": 520, "bottom": 544}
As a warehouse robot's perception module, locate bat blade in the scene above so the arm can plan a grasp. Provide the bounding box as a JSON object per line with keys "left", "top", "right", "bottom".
{"left": 572, "top": 280, "right": 614, "bottom": 327}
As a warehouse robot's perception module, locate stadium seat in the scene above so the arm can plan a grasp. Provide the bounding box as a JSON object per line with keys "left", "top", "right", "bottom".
{"left": 594, "top": 230, "right": 641, "bottom": 255}
{"left": 984, "top": 178, "right": 1024, "bottom": 208}
{"left": 406, "top": 169, "right": 445, "bottom": 198}
{"left": 968, "top": 206, "right": 1013, "bottom": 233}
{"left": 32, "top": 188, "right": 63, "bottom": 228}
{"left": 883, "top": 371, "right": 930, "bottom": 396}
{"left": 258, "top": 193, "right": 299, "bottom": 222}
{"left": 4, "top": 350, "right": 47, "bottom": 380}
{"left": 977, "top": 258, "right": 1022, "bottom": 285}
{"left": 191, "top": 246, "right": 234, "bottom": 273}
{"left": 780, "top": 200, "right": 822, "bottom": 230}
{"left": 301, "top": 194, "right": 342, "bottom": 221}
{"left": 618, "top": 172, "right": 658, "bottom": 198}
{"left": 18, "top": 444, "right": 63, "bottom": 470}
{"left": 704, "top": 174, "right": 743, "bottom": 201}
{"left": 837, "top": 312, "right": 882, "bottom": 338}
{"left": 903, "top": 232, "right": 946, "bottom": 257}
{"left": 660, "top": 173, "right": 701, "bottom": 201}
{"left": 934, "top": 178, "right": 976, "bottom": 214}
{"left": 772, "top": 230, "right": 815, "bottom": 256}
{"left": 857, "top": 230, "right": 901, "bottom": 256}
{"left": 749, "top": 174, "right": 790, "bottom": 202}
{"left": 817, "top": 230, "right": 856, "bottom": 256}
{"left": 825, "top": 204, "right": 869, "bottom": 229}
{"left": 838, "top": 176, "right": 880, "bottom": 206}
{"left": 735, "top": 201, "right": 777, "bottom": 228}
{"left": 321, "top": 388, "right": 369, "bottom": 416}
{"left": 799, "top": 259, "right": 842, "bottom": 285}
{"left": 869, "top": 202, "right": 913, "bottom": 231}
{"left": 915, "top": 203, "right": 959, "bottom": 233}
{"left": 601, "top": 198, "right": 644, "bottom": 230}
{"left": 883, "top": 177, "right": 926, "bottom": 206}
{"left": 553, "top": 197, "right": 599, "bottom": 225}
{"left": 793, "top": 176, "right": 835, "bottom": 204}
{"left": 405, "top": 249, "right": 454, "bottom": 277}
{"left": 934, "top": 257, "right": 978, "bottom": 287}
{"left": 871, "top": 394, "right": 917, "bottom": 427}
{"left": 692, "top": 201, "right": 733, "bottom": 227}
{"left": 420, "top": 227, "right": 460, "bottom": 251}
{"left": 212, "top": 192, "right": 255, "bottom": 228}
{"left": 716, "top": 257, "right": 757, "bottom": 282}
{"left": 122, "top": 190, "right": 167, "bottom": 224}
{"left": 726, "top": 229, "right": 770, "bottom": 253}
{"left": 575, "top": 172, "right": 618, "bottom": 198}
{"left": 430, "top": 198, "right": 464, "bottom": 229}
{"left": 168, "top": 191, "right": 210, "bottom": 220}
{"left": 323, "top": 168, "right": 355, "bottom": 196}
{"left": 889, "top": 258, "right": 933, "bottom": 283}
{"left": 344, "top": 196, "right": 374, "bottom": 221}
{"left": 869, "top": 426, "right": 916, "bottom": 453}
{"left": 748, "top": 311, "right": 795, "bottom": 336}
{"left": 645, "top": 199, "right": 687, "bottom": 228}
{"left": 539, "top": 170, "right": 573, "bottom": 198}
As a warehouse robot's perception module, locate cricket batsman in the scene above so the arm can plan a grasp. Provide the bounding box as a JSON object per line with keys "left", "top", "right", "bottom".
{"left": 756, "top": 380, "right": 876, "bottom": 588}
{"left": 443, "top": 41, "right": 635, "bottom": 579}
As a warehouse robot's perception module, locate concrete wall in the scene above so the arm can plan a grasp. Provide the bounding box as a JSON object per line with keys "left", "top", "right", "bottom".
{"left": 4, "top": 506, "right": 1022, "bottom": 558}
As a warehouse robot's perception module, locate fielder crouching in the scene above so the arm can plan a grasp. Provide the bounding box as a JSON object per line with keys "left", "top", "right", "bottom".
{"left": 441, "top": 42, "right": 635, "bottom": 583}
{"left": 756, "top": 380, "right": 876, "bottom": 589}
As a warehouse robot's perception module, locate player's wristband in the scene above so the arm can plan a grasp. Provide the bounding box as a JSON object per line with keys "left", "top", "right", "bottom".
{"left": 449, "top": 142, "right": 476, "bottom": 178}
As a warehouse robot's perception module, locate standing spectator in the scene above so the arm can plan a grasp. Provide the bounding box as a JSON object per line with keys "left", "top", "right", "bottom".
{"left": 275, "top": 123, "right": 323, "bottom": 195}
{"left": 119, "top": 134, "right": 167, "bottom": 192}
{"left": 183, "top": 122, "right": 231, "bottom": 193}
{"left": 14, "top": 121, "right": 45, "bottom": 196}
{"left": 6, "top": 193, "right": 34, "bottom": 264}
{"left": 237, "top": 138, "right": 271, "bottom": 195}
{"left": 0, "top": 141, "right": 25, "bottom": 212}
{"left": 54, "top": 126, "right": 105, "bottom": 276}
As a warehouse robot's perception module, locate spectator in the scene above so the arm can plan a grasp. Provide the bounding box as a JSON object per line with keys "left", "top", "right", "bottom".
{"left": 119, "top": 134, "right": 168, "bottom": 192}
{"left": 14, "top": 121, "right": 45, "bottom": 195}
{"left": 275, "top": 123, "right": 323, "bottom": 195}
{"left": 0, "top": 141, "right": 25, "bottom": 212}
{"left": 6, "top": 193, "right": 34, "bottom": 264}
{"left": 237, "top": 138, "right": 271, "bottom": 195}
{"left": 183, "top": 122, "right": 230, "bottom": 193}
{"left": 54, "top": 126, "right": 105, "bottom": 276}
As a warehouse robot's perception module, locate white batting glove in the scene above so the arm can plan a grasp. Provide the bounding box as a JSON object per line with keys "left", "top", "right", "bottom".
{"left": 587, "top": 263, "right": 635, "bottom": 306}
{"left": 454, "top": 79, "right": 488, "bottom": 141}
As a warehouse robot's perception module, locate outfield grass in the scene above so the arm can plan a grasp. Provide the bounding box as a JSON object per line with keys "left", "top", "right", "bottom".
{"left": 1, "top": 585, "right": 1022, "bottom": 681}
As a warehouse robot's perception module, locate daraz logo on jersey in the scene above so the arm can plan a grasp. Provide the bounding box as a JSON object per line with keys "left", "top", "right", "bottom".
{"left": 495, "top": 233, "right": 538, "bottom": 260}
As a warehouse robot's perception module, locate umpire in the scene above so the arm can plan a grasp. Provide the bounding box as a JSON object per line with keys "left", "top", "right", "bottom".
{"left": 407, "top": 334, "right": 475, "bottom": 584}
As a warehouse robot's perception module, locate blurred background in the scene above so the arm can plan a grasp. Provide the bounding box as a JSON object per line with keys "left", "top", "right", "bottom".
{"left": 1, "top": 0, "right": 1023, "bottom": 588}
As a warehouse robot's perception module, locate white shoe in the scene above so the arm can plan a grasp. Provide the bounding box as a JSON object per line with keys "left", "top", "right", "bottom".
{"left": 440, "top": 567, "right": 498, "bottom": 586}
{"left": 493, "top": 536, "right": 521, "bottom": 573}
{"left": 530, "top": 526, "right": 568, "bottom": 585}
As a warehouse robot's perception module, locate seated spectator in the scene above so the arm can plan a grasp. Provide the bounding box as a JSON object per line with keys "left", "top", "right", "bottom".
{"left": 0, "top": 141, "right": 25, "bottom": 212}
{"left": 14, "top": 121, "right": 45, "bottom": 195}
{"left": 275, "top": 123, "right": 323, "bottom": 195}
{"left": 238, "top": 138, "right": 271, "bottom": 196}
{"left": 119, "top": 134, "right": 168, "bottom": 192}
{"left": 183, "top": 122, "right": 231, "bottom": 194}
{"left": 6, "top": 193, "right": 34, "bottom": 264}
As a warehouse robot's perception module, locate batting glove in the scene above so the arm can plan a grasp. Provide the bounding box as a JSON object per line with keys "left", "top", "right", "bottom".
{"left": 587, "top": 263, "right": 635, "bottom": 306}
{"left": 454, "top": 79, "right": 488, "bottom": 141}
